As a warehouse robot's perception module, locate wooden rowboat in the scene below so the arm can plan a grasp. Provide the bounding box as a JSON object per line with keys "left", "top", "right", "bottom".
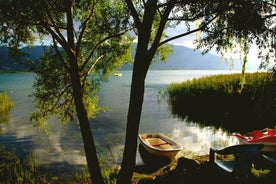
{"left": 233, "top": 128, "right": 276, "bottom": 152}
{"left": 138, "top": 133, "right": 183, "bottom": 159}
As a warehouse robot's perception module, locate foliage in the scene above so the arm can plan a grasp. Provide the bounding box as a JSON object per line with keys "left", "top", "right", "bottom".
{"left": 0, "top": 92, "right": 14, "bottom": 112}
{"left": 29, "top": 47, "right": 102, "bottom": 133}
{"left": 193, "top": 0, "right": 275, "bottom": 68}
{"left": 167, "top": 72, "right": 276, "bottom": 132}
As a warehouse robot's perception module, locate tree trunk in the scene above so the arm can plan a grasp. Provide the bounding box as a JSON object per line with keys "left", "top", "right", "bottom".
{"left": 66, "top": 3, "right": 103, "bottom": 182}
{"left": 118, "top": 2, "right": 159, "bottom": 182}
{"left": 69, "top": 57, "right": 104, "bottom": 184}
{"left": 117, "top": 46, "right": 151, "bottom": 183}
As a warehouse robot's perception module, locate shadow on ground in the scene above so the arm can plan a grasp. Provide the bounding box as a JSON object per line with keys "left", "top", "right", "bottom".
{"left": 134, "top": 145, "right": 275, "bottom": 184}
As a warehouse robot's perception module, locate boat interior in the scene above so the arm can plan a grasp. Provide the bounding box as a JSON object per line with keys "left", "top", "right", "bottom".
{"left": 144, "top": 138, "right": 172, "bottom": 150}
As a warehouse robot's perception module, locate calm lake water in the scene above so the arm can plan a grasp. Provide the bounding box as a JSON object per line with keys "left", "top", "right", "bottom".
{"left": 0, "top": 70, "right": 247, "bottom": 167}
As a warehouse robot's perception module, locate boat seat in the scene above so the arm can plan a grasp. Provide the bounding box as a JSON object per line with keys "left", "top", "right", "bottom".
{"left": 209, "top": 144, "right": 264, "bottom": 178}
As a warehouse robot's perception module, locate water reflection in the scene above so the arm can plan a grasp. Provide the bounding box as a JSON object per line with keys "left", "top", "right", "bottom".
{"left": 0, "top": 71, "right": 246, "bottom": 168}
{"left": 162, "top": 120, "right": 239, "bottom": 157}
{"left": 0, "top": 111, "right": 10, "bottom": 133}
{"left": 168, "top": 91, "right": 275, "bottom": 134}
{"left": 0, "top": 111, "right": 10, "bottom": 124}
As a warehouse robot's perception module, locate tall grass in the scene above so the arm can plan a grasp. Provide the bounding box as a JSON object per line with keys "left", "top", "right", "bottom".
{"left": 167, "top": 72, "right": 275, "bottom": 97}
{"left": 0, "top": 92, "right": 14, "bottom": 123}
{"left": 166, "top": 72, "right": 276, "bottom": 132}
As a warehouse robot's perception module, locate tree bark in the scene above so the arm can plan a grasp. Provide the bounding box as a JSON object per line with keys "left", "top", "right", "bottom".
{"left": 118, "top": 2, "right": 159, "bottom": 183}
{"left": 65, "top": 2, "right": 104, "bottom": 183}
{"left": 117, "top": 43, "right": 152, "bottom": 183}
{"left": 69, "top": 56, "right": 104, "bottom": 184}
{"left": 118, "top": 1, "right": 168, "bottom": 182}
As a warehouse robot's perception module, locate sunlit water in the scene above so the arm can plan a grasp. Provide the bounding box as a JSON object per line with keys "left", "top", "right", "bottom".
{"left": 0, "top": 70, "right": 249, "bottom": 167}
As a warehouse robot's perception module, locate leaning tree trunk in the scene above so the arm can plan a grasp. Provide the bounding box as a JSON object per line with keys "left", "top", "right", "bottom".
{"left": 117, "top": 47, "right": 152, "bottom": 183}
{"left": 65, "top": 1, "right": 104, "bottom": 182}
{"left": 69, "top": 57, "right": 104, "bottom": 184}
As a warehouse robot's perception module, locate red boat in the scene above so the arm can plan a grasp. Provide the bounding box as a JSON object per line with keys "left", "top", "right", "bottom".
{"left": 233, "top": 128, "right": 276, "bottom": 152}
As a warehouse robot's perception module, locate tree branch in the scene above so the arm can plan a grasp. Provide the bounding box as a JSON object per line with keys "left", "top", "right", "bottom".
{"left": 52, "top": 37, "right": 70, "bottom": 72}
{"left": 66, "top": 0, "right": 75, "bottom": 52}
{"left": 124, "top": 0, "right": 141, "bottom": 26}
{"left": 75, "top": 1, "right": 97, "bottom": 57}
{"left": 42, "top": 2, "right": 68, "bottom": 46}
{"left": 150, "top": 0, "right": 177, "bottom": 55}
{"left": 263, "top": 13, "right": 276, "bottom": 19}
{"left": 32, "top": 3, "right": 68, "bottom": 50}
{"left": 159, "top": 14, "right": 218, "bottom": 47}
{"left": 80, "top": 29, "right": 130, "bottom": 72}
{"left": 81, "top": 54, "right": 104, "bottom": 89}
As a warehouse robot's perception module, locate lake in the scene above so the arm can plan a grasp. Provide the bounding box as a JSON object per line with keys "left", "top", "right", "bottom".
{"left": 0, "top": 70, "right": 245, "bottom": 168}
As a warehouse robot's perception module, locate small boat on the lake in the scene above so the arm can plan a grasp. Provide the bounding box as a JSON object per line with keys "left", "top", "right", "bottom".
{"left": 233, "top": 128, "right": 276, "bottom": 152}
{"left": 114, "top": 72, "right": 122, "bottom": 77}
{"left": 138, "top": 133, "right": 183, "bottom": 159}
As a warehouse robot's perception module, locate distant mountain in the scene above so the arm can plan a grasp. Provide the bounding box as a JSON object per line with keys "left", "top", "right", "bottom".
{"left": 151, "top": 46, "right": 230, "bottom": 70}
{"left": 0, "top": 46, "right": 48, "bottom": 72}
{"left": 119, "top": 45, "right": 259, "bottom": 70}
{"left": 149, "top": 45, "right": 258, "bottom": 70}
{"left": 0, "top": 45, "right": 258, "bottom": 72}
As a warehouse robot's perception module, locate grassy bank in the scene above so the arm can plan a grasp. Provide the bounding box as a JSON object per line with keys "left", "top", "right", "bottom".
{"left": 166, "top": 72, "right": 276, "bottom": 133}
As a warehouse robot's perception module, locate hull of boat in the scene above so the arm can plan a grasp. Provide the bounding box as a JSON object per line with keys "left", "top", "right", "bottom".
{"left": 233, "top": 133, "right": 276, "bottom": 152}
{"left": 138, "top": 133, "right": 183, "bottom": 159}
{"left": 237, "top": 140, "right": 276, "bottom": 152}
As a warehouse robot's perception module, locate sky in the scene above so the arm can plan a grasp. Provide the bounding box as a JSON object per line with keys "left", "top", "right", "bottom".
{"left": 164, "top": 23, "right": 268, "bottom": 65}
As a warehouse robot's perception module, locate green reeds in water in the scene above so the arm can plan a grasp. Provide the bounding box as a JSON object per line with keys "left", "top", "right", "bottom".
{"left": 0, "top": 92, "right": 14, "bottom": 124}
{"left": 166, "top": 72, "right": 276, "bottom": 132}
{"left": 0, "top": 92, "right": 14, "bottom": 112}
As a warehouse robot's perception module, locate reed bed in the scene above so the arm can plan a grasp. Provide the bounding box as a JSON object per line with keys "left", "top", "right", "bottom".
{"left": 166, "top": 72, "right": 276, "bottom": 132}
{"left": 0, "top": 92, "right": 14, "bottom": 112}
